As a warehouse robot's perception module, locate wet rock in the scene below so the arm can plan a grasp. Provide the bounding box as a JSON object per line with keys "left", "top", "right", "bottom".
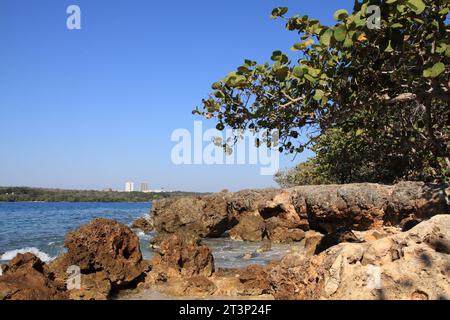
{"left": 239, "top": 252, "right": 259, "bottom": 260}
{"left": 229, "top": 215, "right": 265, "bottom": 242}
{"left": 147, "top": 233, "right": 215, "bottom": 284}
{"left": 0, "top": 253, "right": 67, "bottom": 300}
{"left": 256, "top": 240, "right": 272, "bottom": 253}
{"left": 131, "top": 216, "right": 153, "bottom": 232}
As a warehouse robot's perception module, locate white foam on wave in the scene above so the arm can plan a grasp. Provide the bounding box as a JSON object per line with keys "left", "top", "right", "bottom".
{"left": 0, "top": 247, "right": 54, "bottom": 262}
{"left": 135, "top": 231, "right": 152, "bottom": 241}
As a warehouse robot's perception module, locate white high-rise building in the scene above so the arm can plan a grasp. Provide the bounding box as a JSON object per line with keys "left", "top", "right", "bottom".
{"left": 125, "top": 182, "right": 134, "bottom": 192}
{"left": 140, "top": 182, "right": 149, "bottom": 192}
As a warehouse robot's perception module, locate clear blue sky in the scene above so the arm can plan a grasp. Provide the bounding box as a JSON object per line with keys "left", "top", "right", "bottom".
{"left": 0, "top": 0, "right": 354, "bottom": 192}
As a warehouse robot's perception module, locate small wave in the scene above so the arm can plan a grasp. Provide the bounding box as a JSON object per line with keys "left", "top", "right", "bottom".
{"left": 137, "top": 231, "right": 145, "bottom": 237}
{"left": 134, "top": 230, "right": 152, "bottom": 241}
{"left": 0, "top": 247, "right": 54, "bottom": 262}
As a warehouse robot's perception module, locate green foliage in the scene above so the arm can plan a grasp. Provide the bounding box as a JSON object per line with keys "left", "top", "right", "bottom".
{"left": 274, "top": 158, "right": 332, "bottom": 187}
{"left": 197, "top": 0, "right": 450, "bottom": 184}
{"left": 0, "top": 187, "right": 205, "bottom": 203}
{"left": 276, "top": 122, "right": 450, "bottom": 187}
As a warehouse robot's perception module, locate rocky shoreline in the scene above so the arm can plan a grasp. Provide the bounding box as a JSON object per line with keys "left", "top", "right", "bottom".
{"left": 0, "top": 182, "right": 449, "bottom": 300}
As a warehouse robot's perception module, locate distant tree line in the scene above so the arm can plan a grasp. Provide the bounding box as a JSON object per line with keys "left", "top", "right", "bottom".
{"left": 0, "top": 187, "right": 205, "bottom": 202}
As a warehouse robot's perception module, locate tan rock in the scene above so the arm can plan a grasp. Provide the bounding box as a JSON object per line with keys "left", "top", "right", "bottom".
{"left": 274, "top": 215, "right": 450, "bottom": 300}
{"left": 154, "top": 276, "right": 217, "bottom": 297}
{"left": 303, "top": 230, "right": 324, "bottom": 255}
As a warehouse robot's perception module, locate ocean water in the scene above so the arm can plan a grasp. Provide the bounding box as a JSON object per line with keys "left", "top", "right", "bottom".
{"left": 0, "top": 202, "right": 294, "bottom": 268}
{"left": 0, "top": 202, "right": 151, "bottom": 263}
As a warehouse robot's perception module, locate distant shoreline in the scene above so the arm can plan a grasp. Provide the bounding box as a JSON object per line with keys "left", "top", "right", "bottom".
{"left": 0, "top": 187, "right": 207, "bottom": 203}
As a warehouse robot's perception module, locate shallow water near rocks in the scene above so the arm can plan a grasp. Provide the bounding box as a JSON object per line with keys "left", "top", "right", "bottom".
{"left": 0, "top": 202, "right": 295, "bottom": 269}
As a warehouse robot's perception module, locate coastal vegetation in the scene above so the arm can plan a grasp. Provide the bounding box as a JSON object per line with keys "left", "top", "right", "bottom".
{"left": 0, "top": 187, "right": 204, "bottom": 203}
{"left": 196, "top": 0, "right": 449, "bottom": 187}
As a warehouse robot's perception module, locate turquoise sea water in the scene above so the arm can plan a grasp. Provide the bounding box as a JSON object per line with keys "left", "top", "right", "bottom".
{"left": 0, "top": 202, "right": 294, "bottom": 268}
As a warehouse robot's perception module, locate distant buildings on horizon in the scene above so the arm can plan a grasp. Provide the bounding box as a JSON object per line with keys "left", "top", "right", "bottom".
{"left": 125, "top": 182, "right": 134, "bottom": 192}
{"left": 123, "top": 181, "right": 169, "bottom": 193}
{"left": 140, "top": 182, "right": 149, "bottom": 192}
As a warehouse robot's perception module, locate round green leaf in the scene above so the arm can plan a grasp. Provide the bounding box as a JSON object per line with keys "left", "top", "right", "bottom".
{"left": 423, "top": 62, "right": 445, "bottom": 78}
{"left": 313, "top": 89, "right": 325, "bottom": 101}
{"left": 320, "top": 29, "right": 333, "bottom": 47}
{"left": 334, "top": 25, "right": 347, "bottom": 42}
{"left": 292, "top": 66, "right": 302, "bottom": 78}
{"left": 333, "top": 9, "right": 349, "bottom": 21}
{"left": 406, "top": 0, "right": 426, "bottom": 14}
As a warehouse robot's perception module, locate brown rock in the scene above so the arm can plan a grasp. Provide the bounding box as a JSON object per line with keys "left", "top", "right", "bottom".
{"left": 268, "top": 227, "right": 305, "bottom": 243}
{"left": 131, "top": 216, "right": 153, "bottom": 232}
{"left": 152, "top": 194, "right": 230, "bottom": 237}
{"left": 151, "top": 182, "right": 449, "bottom": 240}
{"left": 264, "top": 217, "right": 305, "bottom": 243}
{"left": 314, "top": 228, "right": 362, "bottom": 254}
{"left": 304, "top": 230, "right": 325, "bottom": 256}
{"left": 238, "top": 265, "right": 271, "bottom": 296}
{"left": 68, "top": 272, "right": 112, "bottom": 300}
{"left": 156, "top": 276, "right": 217, "bottom": 297}
{"left": 229, "top": 215, "right": 265, "bottom": 242}
{"left": 0, "top": 253, "right": 67, "bottom": 300}
{"left": 49, "top": 218, "right": 148, "bottom": 292}
{"left": 147, "top": 233, "right": 215, "bottom": 283}
{"left": 292, "top": 183, "right": 392, "bottom": 232}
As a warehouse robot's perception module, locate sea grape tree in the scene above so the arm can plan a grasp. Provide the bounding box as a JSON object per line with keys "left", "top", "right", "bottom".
{"left": 195, "top": 0, "right": 449, "bottom": 182}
